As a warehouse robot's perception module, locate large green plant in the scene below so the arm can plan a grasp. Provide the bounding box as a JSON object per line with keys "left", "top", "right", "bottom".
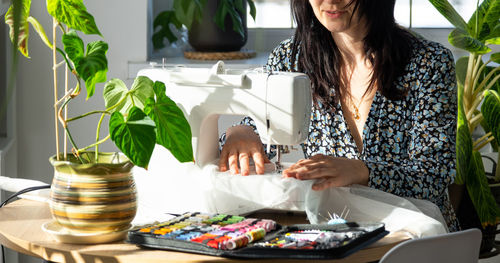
{"left": 429, "top": 0, "right": 500, "bottom": 227}
{"left": 5, "top": 0, "right": 193, "bottom": 169}
{"left": 152, "top": 0, "right": 256, "bottom": 50}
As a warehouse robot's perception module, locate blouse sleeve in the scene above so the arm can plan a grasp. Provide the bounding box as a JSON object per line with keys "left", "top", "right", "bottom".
{"left": 218, "top": 39, "right": 295, "bottom": 157}
{"left": 364, "top": 47, "right": 457, "bottom": 203}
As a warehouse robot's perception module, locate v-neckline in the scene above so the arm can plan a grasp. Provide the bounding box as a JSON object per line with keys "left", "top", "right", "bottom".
{"left": 338, "top": 91, "right": 379, "bottom": 157}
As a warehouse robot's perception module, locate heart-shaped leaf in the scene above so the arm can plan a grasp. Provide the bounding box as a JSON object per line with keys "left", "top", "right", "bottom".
{"left": 47, "top": 0, "right": 101, "bottom": 35}
{"left": 103, "top": 76, "right": 154, "bottom": 115}
{"left": 62, "top": 30, "right": 84, "bottom": 65}
{"left": 109, "top": 107, "right": 156, "bottom": 169}
{"left": 77, "top": 41, "right": 108, "bottom": 99}
{"left": 144, "top": 81, "right": 193, "bottom": 163}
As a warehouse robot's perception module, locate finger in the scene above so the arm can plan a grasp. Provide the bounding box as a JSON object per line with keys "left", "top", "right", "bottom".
{"left": 253, "top": 152, "right": 267, "bottom": 174}
{"left": 312, "top": 178, "right": 335, "bottom": 191}
{"left": 295, "top": 166, "right": 330, "bottom": 180}
{"left": 310, "top": 154, "right": 326, "bottom": 160}
{"left": 282, "top": 168, "right": 297, "bottom": 178}
{"left": 219, "top": 150, "right": 229, "bottom": 172}
{"left": 239, "top": 152, "right": 250, "bottom": 176}
{"left": 228, "top": 152, "right": 240, "bottom": 175}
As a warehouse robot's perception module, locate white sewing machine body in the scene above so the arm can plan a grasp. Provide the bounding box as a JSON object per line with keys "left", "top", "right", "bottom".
{"left": 137, "top": 62, "right": 312, "bottom": 167}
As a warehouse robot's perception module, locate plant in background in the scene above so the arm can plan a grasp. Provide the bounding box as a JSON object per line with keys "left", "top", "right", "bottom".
{"left": 5, "top": 0, "right": 193, "bottom": 168}
{"left": 152, "top": 0, "right": 256, "bottom": 50}
{"left": 429, "top": 0, "right": 500, "bottom": 227}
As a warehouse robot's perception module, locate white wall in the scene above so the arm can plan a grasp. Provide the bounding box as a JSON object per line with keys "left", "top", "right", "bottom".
{"left": 9, "top": 1, "right": 148, "bottom": 262}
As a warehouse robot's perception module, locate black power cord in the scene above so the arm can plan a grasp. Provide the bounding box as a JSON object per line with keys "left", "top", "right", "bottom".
{"left": 1, "top": 185, "right": 51, "bottom": 263}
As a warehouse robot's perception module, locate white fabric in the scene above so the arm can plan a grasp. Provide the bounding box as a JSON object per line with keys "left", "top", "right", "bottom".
{"left": 132, "top": 147, "right": 448, "bottom": 237}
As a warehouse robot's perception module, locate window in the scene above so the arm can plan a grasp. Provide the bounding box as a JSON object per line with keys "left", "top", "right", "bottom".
{"left": 248, "top": 0, "right": 478, "bottom": 28}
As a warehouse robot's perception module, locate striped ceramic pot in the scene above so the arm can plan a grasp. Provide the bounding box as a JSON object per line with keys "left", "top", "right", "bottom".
{"left": 49, "top": 152, "right": 137, "bottom": 232}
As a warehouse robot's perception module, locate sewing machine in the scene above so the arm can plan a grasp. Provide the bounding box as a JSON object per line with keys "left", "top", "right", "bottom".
{"left": 137, "top": 61, "right": 312, "bottom": 170}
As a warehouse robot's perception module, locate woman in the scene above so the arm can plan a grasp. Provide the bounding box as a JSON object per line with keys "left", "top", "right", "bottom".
{"left": 219, "top": 0, "right": 459, "bottom": 231}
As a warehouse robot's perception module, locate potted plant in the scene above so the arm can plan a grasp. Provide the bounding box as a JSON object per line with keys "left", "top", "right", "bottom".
{"left": 429, "top": 0, "right": 500, "bottom": 252}
{"left": 5, "top": 0, "right": 193, "bottom": 234}
{"left": 153, "top": 0, "right": 256, "bottom": 53}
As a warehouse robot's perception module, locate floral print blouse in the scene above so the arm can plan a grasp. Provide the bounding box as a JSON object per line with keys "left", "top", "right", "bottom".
{"left": 220, "top": 37, "right": 459, "bottom": 231}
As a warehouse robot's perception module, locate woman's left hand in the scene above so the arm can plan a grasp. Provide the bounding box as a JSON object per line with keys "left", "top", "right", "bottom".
{"left": 282, "top": 154, "right": 369, "bottom": 191}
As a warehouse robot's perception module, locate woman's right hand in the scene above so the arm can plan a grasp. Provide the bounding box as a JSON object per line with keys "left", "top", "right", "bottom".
{"left": 219, "top": 125, "right": 270, "bottom": 176}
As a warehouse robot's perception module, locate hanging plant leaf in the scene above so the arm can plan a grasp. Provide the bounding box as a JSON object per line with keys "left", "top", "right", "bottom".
{"left": 466, "top": 151, "right": 500, "bottom": 227}
{"left": 109, "top": 107, "right": 156, "bottom": 169}
{"left": 5, "top": 0, "right": 31, "bottom": 58}
{"left": 455, "top": 91, "right": 472, "bottom": 185}
{"left": 428, "top": 0, "right": 468, "bottom": 32}
{"left": 144, "top": 81, "right": 193, "bottom": 163}
{"left": 46, "top": 0, "right": 101, "bottom": 36}
{"left": 27, "top": 16, "right": 52, "bottom": 49}
{"left": 448, "top": 28, "right": 491, "bottom": 54}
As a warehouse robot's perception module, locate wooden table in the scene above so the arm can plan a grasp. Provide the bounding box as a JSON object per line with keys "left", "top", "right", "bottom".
{"left": 0, "top": 199, "right": 409, "bottom": 263}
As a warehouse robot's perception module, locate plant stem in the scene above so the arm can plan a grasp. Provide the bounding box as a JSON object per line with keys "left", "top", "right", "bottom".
{"left": 463, "top": 54, "right": 476, "bottom": 113}
{"left": 476, "top": 66, "right": 500, "bottom": 95}
{"left": 64, "top": 126, "right": 85, "bottom": 163}
{"left": 95, "top": 113, "right": 106, "bottom": 162}
{"left": 52, "top": 18, "right": 60, "bottom": 160}
{"left": 472, "top": 59, "right": 491, "bottom": 98}
{"left": 66, "top": 110, "right": 110, "bottom": 122}
{"left": 469, "top": 112, "right": 483, "bottom": 132}
{"left": 466, "top": 94, "right": 484, "bottom": 121}
{"left": 77, "top": 135, "right": 111, "bottom": 154}
{"left": 64, "top": 50, "right": 69, "bottom": 159}
{"left": 473, "top": 131, "right": 493, "bottom": 148}
{"left": 474, "top": 136, "right": 495, "bottom": 151}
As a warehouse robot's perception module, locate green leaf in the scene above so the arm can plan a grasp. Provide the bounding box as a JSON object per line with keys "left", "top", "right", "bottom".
{"left": 103, "top": 76, "right": 154, "bottom": 115}
{"left": 144, "top": 81, "right": 193, "bottom": 163}
{"left": 448, "top": 28, "right": 491, "bottom": 54}
{"left": 77, "top": 41, "right": 108, "bottom": 99}
{"left": 485, "top": 24, "right": 500, "bottom": 44}
{"left": 152, "top": 11, "right": 182, "bottom": 49}
{"left": 103, "top": 78, "right": 128, "bottom": 113}
{"left": 214, "top": 3, "right": 228, "bottom": 30}
{"left": 467, "top": 0, "right": 500, "bottom": 40}
{"left": 62, "top": 30, "right": 84, "bottom": 65}
{"left": 109, "top": 107, "right": 156, "bottom": 169}
{"left": 428, "top": 0, "right": 468, "bottom": 32}
{"left": 491, "top": 53, "right": 500, "bottom": 63}
{"left": 466, "top": 151, "right": 500, "bottom": 227}
{"left": 5, "top": 0, "right": 31, "bottom": 58}
{"left": 173, "top": 0, "right": 204, "bottom": 30}
{"left": 481, "top": 90, "right": 500, "bottom": 147}
{"left": 248, "top": 0, "right": 256, "bottom": 20}
{"left": 46, "top": 0, "right": 101, "bottom": 35}
{"left": 27, "top": 16, "right": 52, "bottom": 49}
{"left": 227, "top": 4, "right": 244, "bottom": 37}
{"left": 129, "top": 76, "right": 155, "bottom": 110}
{"left": 455, "top": 56, "right": 469, "bottom": 87}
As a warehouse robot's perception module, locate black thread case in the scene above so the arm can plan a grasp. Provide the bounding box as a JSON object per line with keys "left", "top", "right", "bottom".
{"left": 127, "top": 212, "right": 387, "bottom": 260}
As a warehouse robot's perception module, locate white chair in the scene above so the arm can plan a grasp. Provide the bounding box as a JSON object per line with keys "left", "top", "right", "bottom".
{"left": 379, "top": 228, "right": 482, "bottom": 263}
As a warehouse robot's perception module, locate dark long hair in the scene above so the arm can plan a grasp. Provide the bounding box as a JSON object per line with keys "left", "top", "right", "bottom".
{"left": 291, "top": 0, "right": 415, "bottom": 107}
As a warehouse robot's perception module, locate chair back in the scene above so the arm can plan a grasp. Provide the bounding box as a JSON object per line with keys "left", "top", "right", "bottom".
{"left": 379, "top": 228, "right": 482, "bottom": 263}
